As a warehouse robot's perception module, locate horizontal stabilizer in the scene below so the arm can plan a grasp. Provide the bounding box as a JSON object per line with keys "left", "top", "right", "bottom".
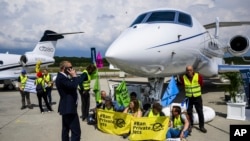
{"left": 47, "top": 31, "right": 84, "bottom": 36}
{"left": 218, "top": 64, "right": 250, "bottom": 72}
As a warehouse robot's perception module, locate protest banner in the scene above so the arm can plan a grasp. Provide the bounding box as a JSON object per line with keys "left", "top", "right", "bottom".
{"left": 23, "top": 79, "right": 36, "bottom": 94}
{"left": 129, "top": 116, "right": 169, "bottom": 140}
{"left": 97, "top": 109, "right": 132, "bottom": 135}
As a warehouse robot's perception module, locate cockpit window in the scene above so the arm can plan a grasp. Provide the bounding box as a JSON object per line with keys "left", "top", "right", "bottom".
{"left": 129, "top": 10, "right": 192, "bottom": 27}
{"left": 178, "top": 12, "right": 192, "bottom": 26}
{"left": 146, "top": 11, "right": 175, "bottom": 22}
{"left": 0, "top": 60, "right": 3, "bottom": 65}
{"left": 130, "top": 13, "right": 147, "bottom": 27}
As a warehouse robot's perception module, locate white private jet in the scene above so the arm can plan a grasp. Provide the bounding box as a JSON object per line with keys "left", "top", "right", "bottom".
{"left": 0, "top": 30, "right": 83, "bottom": 90}
{"left": 105, "top": 8, "right": 250, "bottom": 101}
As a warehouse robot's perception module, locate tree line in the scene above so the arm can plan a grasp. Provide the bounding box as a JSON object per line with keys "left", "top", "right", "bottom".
{"left": 51, "top": 56, "right": 110, "bottom": 67}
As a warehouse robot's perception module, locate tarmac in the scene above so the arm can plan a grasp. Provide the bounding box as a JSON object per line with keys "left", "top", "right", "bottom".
{"left": 0, "top": 76, "right": 250, "bottom": 141}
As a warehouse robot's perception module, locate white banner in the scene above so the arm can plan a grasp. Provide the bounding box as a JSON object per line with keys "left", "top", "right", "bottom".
{"left": 24, "top": 79, "right": 37, "bottom": 94}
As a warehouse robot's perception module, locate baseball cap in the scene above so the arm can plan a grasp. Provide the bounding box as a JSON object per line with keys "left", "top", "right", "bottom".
{"left": 21, "top": 69, "right": 26, "bottom": 74}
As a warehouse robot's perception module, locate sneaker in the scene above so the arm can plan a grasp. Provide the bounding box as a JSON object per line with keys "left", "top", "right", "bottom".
{"left": 20, "top": 106, "right": 26, "bottom": 110}
{"left": 200, "top": 127, "right": 207, "bottom": 133}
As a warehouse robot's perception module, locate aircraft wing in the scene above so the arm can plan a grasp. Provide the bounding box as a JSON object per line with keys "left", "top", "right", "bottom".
{"left": 218, "top": 64, "right": 250, "bottom": 72}
{"left": 0, "top": 73, "right": 36, "bottom": 80}
{"left": 204, "top": 21, "right": 250, "bottom": 29}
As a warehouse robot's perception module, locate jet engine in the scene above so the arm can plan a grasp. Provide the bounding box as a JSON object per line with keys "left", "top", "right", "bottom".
{"left": 19, "top": 54, "right": 54, "bottom": 67}
{"left": 228, "top": 35, "right": 249, "bottom": 56}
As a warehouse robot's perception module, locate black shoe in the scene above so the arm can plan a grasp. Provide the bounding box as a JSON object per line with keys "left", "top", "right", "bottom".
{"left": 20, "top": 106, "right": 26, "bottom": 110}
{"left": 188, "top": 125, "right": 192, "bottom": 135}
{"left": 200, "top": 127, "right": 207, "bottom": 133}
{"left": 28, "top": 105, "right": 33, "bottom": 109}
{"left": 82, "top": 117, "right": 86, "bottom": 121}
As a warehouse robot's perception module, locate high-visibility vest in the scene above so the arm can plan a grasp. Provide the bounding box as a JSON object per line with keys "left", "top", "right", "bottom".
{"left": 183, "top": 73, "right": 201, "bottom": 97}
{"left": 43, "top": 73, "right": 52, "bottom": 87}
{"left": 20, "top": 75, "right": 28, "bottom": 89}
{"left": 173, "top": 115, "right": 184, "bottom": 130}
{"left": 81, "top": 70, "right": 91, "bottom": 90}
{"left": 104, "top": 106, "right": 114, "bottom": 111}
{"left": 36, "top": 78, "right": 46, "bottom": 92}
{"left": 148, "top": 109, "right": 160, "bottom": 117}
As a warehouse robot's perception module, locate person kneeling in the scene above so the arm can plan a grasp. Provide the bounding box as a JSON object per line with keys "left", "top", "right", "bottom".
{"left": 167, "top": 106, "right": 189, "bottom": 140}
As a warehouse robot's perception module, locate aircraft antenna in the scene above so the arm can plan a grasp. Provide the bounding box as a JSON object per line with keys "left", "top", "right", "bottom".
{"left": 215, "top": 17, "right": 219, "bottom": 39}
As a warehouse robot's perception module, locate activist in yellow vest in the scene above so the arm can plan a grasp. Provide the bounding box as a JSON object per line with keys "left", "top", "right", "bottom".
{"left": 183, "top": 73, "right": 201, "bottom": 97}
{"left": 36, "top": 77, "right": 46, "bottom": 92}
{"left": 43, "top": 73, "right": 52, "bottom": 87}
{"left": 20, "top": 75, "right": 28, "bottom": 89}
{"left": 173, "top": 115, "right": 184, "bottom": 130}
{"left": 81, "top": 70, "right": 91, "bottom": 91}
{"left": 148, "top": 109, "right": 160, "bottom": 117}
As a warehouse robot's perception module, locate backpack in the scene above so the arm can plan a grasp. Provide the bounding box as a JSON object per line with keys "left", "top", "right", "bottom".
{"left": 36, "top": 80, "right": 45, "bottom": 94}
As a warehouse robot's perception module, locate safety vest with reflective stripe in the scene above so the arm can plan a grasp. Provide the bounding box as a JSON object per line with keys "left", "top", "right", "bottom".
{"left": 173, "top": 115, "right": 184, "bottom": 130}
{"left": 81, "top": 70, "right": 91, "bottom": 90}
{"left": 148, "top": 109, "right": 160, "bottom": 117}
{"left": 183, "top": 73, "right": 201, "bottom": 97}
{"left": 20, "top": 75, "right": 28, "bottom": 89}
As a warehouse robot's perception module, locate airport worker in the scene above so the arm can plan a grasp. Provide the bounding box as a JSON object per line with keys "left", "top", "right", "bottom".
{"left": 56, "top": 61, "right": 81, "bottom": 141}
{"left": 43, "top": 68, "right": 53, "bottom": 105}
{"left": 35, "top": 71, "right": 53, "bottom": 114}
{"left": 166, "top": 105, "right": 189, "bottom": 140}
{"left": 143, "top": 102, "right": 165, "bottom": 117}
{"left": 78, "top": 64, "right": 97, "bottom": 121}
{"left": 17, "top": 69, "right": 32, "bottom": 110}
{"left": 179, "top": 65, "right": 207, "bottom": 133}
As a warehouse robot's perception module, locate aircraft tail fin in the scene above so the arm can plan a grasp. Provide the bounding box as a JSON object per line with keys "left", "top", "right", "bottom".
{"left": 30, "top": 30, "right": 84, "bottom": 57}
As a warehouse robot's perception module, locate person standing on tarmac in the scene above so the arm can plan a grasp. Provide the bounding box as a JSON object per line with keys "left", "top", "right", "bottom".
{"left": 78, "top": 64, "right": 97, "bottom": 121}
{"left": 35, "top": 71, "right": 53, "bottom": 114}
{"left": 18, "top": 69, "right": 33, "bottom": 110}
{"left": 43, "top": 69, "right": 53, "bottom": 105}
{"left": 179, "top": 65, "right": 207, "bottom": 133}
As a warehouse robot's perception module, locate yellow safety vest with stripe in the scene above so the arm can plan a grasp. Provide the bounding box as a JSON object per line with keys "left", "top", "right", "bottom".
{"left": 20, "top": 75, "right": 28, "bottom": 89}
{"left": 148, "top": 109, "right": 160, "bottom": 117}
{"left": 43, "top": 73, "right": 52, "bottom": 87}
{"left": 173, "top": 115, "right": 184, "bottom": 130}
{"left": 183, "top": 73, "right": 201, "bottom": 97}
{"left": 36, "top": 78, "right": 46, "bottom": 92}
{"left": 81, "top": 70, "right": 91, "bottom": 91}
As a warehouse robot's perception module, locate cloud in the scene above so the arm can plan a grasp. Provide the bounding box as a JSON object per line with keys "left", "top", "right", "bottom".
{"left": 0, "top": 0, "right": 249, "bottom": 57}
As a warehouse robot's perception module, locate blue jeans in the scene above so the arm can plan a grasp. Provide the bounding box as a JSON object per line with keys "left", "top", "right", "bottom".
{"left": 167, "top": 128, "right": 189, "bottom": 138}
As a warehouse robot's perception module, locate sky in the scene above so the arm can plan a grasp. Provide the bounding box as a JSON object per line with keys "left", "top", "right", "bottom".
{"left": 0, "top": 0, "right": 250, "bottom": 57}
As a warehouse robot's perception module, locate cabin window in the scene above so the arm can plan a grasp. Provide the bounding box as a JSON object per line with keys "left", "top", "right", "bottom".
{"left": 178, "top": 12, "right": 192, "bottom": 26}
{"left": 0, "top": 60, "right": 3, "bottom": 65}
{"left": 130, "top": 13, "right": 147, "bottom": 27}
{"left": 146, "top": 11, "right": 175, "bottom": 22}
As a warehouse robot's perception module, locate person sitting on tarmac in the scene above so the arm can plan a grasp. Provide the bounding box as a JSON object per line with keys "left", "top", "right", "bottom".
{"left": 166, "top": 105, "right": 189, "bottom": 140}
{"left": 143, "top": 102, "right": 165, "bottom": 117}
{"left": 88, "top": 96, "right": 115, "bottom": 125}
{"left": 130, "top": 92, "right": 143, "bottom": 110}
